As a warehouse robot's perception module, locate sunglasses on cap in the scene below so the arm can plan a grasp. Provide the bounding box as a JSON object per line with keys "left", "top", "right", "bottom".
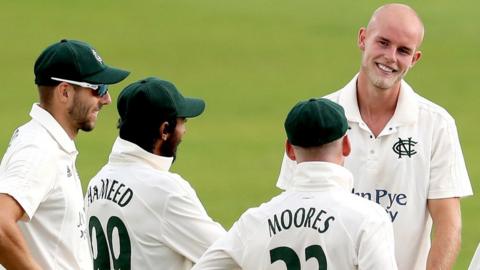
{"left": 51, "top": 77, "right": 109, "bottom": 97}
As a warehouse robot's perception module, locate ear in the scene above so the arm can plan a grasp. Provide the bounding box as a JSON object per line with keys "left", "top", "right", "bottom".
{"left": 342, "top": 135, "right": 351, "bottom": 157}
{"left": 159, "top": 121, "right": 170, "bottom": 141}
{"left": 410, "top": 50, "right": 422, "bottom": 68}
{"left": 55, "top": 82, "right": 71, "bottom": 103}
{"left": 358, "top": 27, "right": 367, "bottom": 51}
{"left": 285, "top": 140, "right": 296, "bottom": 161}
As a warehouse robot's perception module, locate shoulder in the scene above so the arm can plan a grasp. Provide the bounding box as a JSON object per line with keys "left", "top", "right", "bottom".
{"left": 2, "top": 121, "right": 58, "bottom": 166}
{"left": 233, "top": 192, "right": 295, "bottom": 228}
{"left": 323, "top": 76, "right": 357, "bottom": 103}
{"left": 323, "top": 88, "right": 342, "bottom": 103}
{"left": 328, "top": 193, "right": 392, "bottom": 245}
{"left": 154, "top": 171, "right": 196, "bottom": 196}
{"left": 350, "top": 194, "right": 386, "bottom": 216}
{"left": 332, "top": 192, "right": 389, "bottom": 223}
{"left": 414, "top": 92, "right": 456, "bottom": 125}
{"left": 9, "top": 120, "right": 57, "bottom": 151}
{"left": 144, "top": 171, "right": 200, "bottom": 208}
{"left": 229, "top": 194, "right": 281, "bottom": 224}
{"left": 114, "top": 166, "right": 195, "bottom": 198}
{"left": 86, "top": 167, "right": 201, "bottom": 217}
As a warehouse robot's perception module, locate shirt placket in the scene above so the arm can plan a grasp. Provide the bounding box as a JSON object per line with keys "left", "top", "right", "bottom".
{"left": 355, "top": 122, "right": 377, "bottom": 169}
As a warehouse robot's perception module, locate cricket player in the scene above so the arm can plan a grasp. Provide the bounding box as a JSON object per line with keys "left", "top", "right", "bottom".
{"left": 85, "top": 77, "right": 226, "bottom": 270}
{"left": 0, "top": 39, "right": 129, "bottom": 269}
{"left": 192, "top": 98, "right": 397, "bottom": 270}
{"left": 277, "top": 4, "right": 473, "bottom": 270}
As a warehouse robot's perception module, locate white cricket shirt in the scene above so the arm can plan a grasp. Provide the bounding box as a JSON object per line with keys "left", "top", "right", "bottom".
{"left": 85, "top": 137, "right": 226, "bottom": 270}
{"left": 193, "top": 162, "right": 397, "bottom": 270}
{"left": 0, "top": 104, "right": 92, "bottom": 270}
{"left": 278, "top": 75, "right": 473, "bottom": 270}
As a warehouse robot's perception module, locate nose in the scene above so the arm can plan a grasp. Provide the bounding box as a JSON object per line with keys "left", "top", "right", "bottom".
{"left": 384, "top": 47, "right": 397, "bottom": 63}
{"left": 100, "top": 92, "right": 112, "bottom": 105}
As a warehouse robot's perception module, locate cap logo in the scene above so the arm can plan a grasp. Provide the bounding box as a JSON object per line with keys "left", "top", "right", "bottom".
{"left": 91, "top": 48, "right": 103, "bottom": 63}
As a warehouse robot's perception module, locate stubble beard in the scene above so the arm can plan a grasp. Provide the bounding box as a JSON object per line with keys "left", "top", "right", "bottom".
{"left": 370, "top": 71, "right": 408, "bottom": 90}
{"left": 369, "top": 73, "right": 398, "bottom": 90}
{"left": 69, "top": 96, "right": 98, "bottom": 132}
{"left": 160, "top": 135, "right": 182, "bottom": 163}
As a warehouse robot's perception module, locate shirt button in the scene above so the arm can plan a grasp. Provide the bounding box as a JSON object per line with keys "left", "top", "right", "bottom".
{"left": 369, "top": 135, "right": 373, "bottom": 139}
{"left": 370, "top": 150, "right": 374, "bottom": 154}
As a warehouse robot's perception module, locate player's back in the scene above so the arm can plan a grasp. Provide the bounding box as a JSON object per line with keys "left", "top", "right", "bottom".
{"left": 84, "top": 138, "right": 225, "bottom": 270}
{"left": 85, "top": 160, "right": 190, "bottom": 269}
{"left": 232, "top": 188, "right": 396, "bottom": 270}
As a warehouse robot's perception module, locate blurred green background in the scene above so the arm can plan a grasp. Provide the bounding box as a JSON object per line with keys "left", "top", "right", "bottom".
{"left": 0, "top": 0, "right": 478, "bottom": 268}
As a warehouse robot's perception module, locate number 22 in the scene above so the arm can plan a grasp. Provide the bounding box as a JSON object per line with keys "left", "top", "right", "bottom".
{"left": 270, "top": 245, "right": 327, "bottom": 270}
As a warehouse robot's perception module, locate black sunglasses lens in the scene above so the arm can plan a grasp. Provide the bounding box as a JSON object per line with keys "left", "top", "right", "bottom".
{"left": 97, "top": 85, "right": 108, "bottom": 97}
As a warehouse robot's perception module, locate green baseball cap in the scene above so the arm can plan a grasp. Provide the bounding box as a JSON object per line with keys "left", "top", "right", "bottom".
{"left": 117, "top": 77, "right": 205, "bottom": 123}
{"left": 34, "top": 39, "right": 130, "bottom": 85}
{"left": 285, "top": 98, "right": 348, "bottom": 147}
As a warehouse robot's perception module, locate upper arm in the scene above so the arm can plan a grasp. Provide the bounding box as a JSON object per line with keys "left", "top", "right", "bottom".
{"left": 192, "top": 223, "right": 244, "bottom": 270}
{"left": 192, "top": 248, "right": 241, "bottom": 270}
{"left": 163, "top": 193, "right": 226, "bottom": 262}
{"left": 0, "top": 193, "right": 25, "bottom": 223}
{"left": 0, "top": 143, "right": 57, "bottom": 220}
{"left": 429, "top": 116, "right": 472, "bottom": 199}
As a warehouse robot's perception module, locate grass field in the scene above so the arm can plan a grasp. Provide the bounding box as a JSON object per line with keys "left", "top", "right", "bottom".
{"left": 0, "top": 1, "right": 478, "bottom": 268}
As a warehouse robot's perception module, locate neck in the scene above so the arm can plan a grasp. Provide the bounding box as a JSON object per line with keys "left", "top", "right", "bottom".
{"left": 297, "top": 155, "right": 343, "bottom": 165}
{"left": 356, "top": 72, "right": 400, "bottom": 137}
{"left": 294, "top": 146, "right": 344, "bottom": 166}
{"left": 39, "top": 103, "right": 77, "bottom": 140}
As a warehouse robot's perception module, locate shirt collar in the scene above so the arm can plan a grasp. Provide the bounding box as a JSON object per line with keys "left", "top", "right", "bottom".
{"left": 30, "top": 103, "right": 77, "bottom": 154}
{"left": 337, "top": 74, "right": 419, "bottom": 127}
{"left": 109, "top": 137, "right": 173, "bottom": 171}
{"left": 290, "top": 162, "right": 353, "bottom": 192}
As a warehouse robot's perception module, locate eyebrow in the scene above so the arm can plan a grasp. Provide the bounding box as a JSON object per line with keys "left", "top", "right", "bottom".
{"left": 378, "top": 37, "right": 389, "bottom": 43}
{"left": 399, "top": 46, "right": 413, "bottom": 54}
{"left": 377, "top": 37, "right": 414, "bottom": 54}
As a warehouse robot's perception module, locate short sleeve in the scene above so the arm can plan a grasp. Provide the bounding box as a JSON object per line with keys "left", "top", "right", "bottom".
{"left": 0, "top": 142, "right": 56, "bottom": 220}
{"left": 428, "top": 117, "right": 472, "bottom": 199}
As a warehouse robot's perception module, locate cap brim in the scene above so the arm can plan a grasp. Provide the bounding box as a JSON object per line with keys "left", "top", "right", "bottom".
{"left": 83, "top": 65, "right": 130, "bottom": 85}
{"left": 178, "top": 98, "right": 205, "bottom": 118}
